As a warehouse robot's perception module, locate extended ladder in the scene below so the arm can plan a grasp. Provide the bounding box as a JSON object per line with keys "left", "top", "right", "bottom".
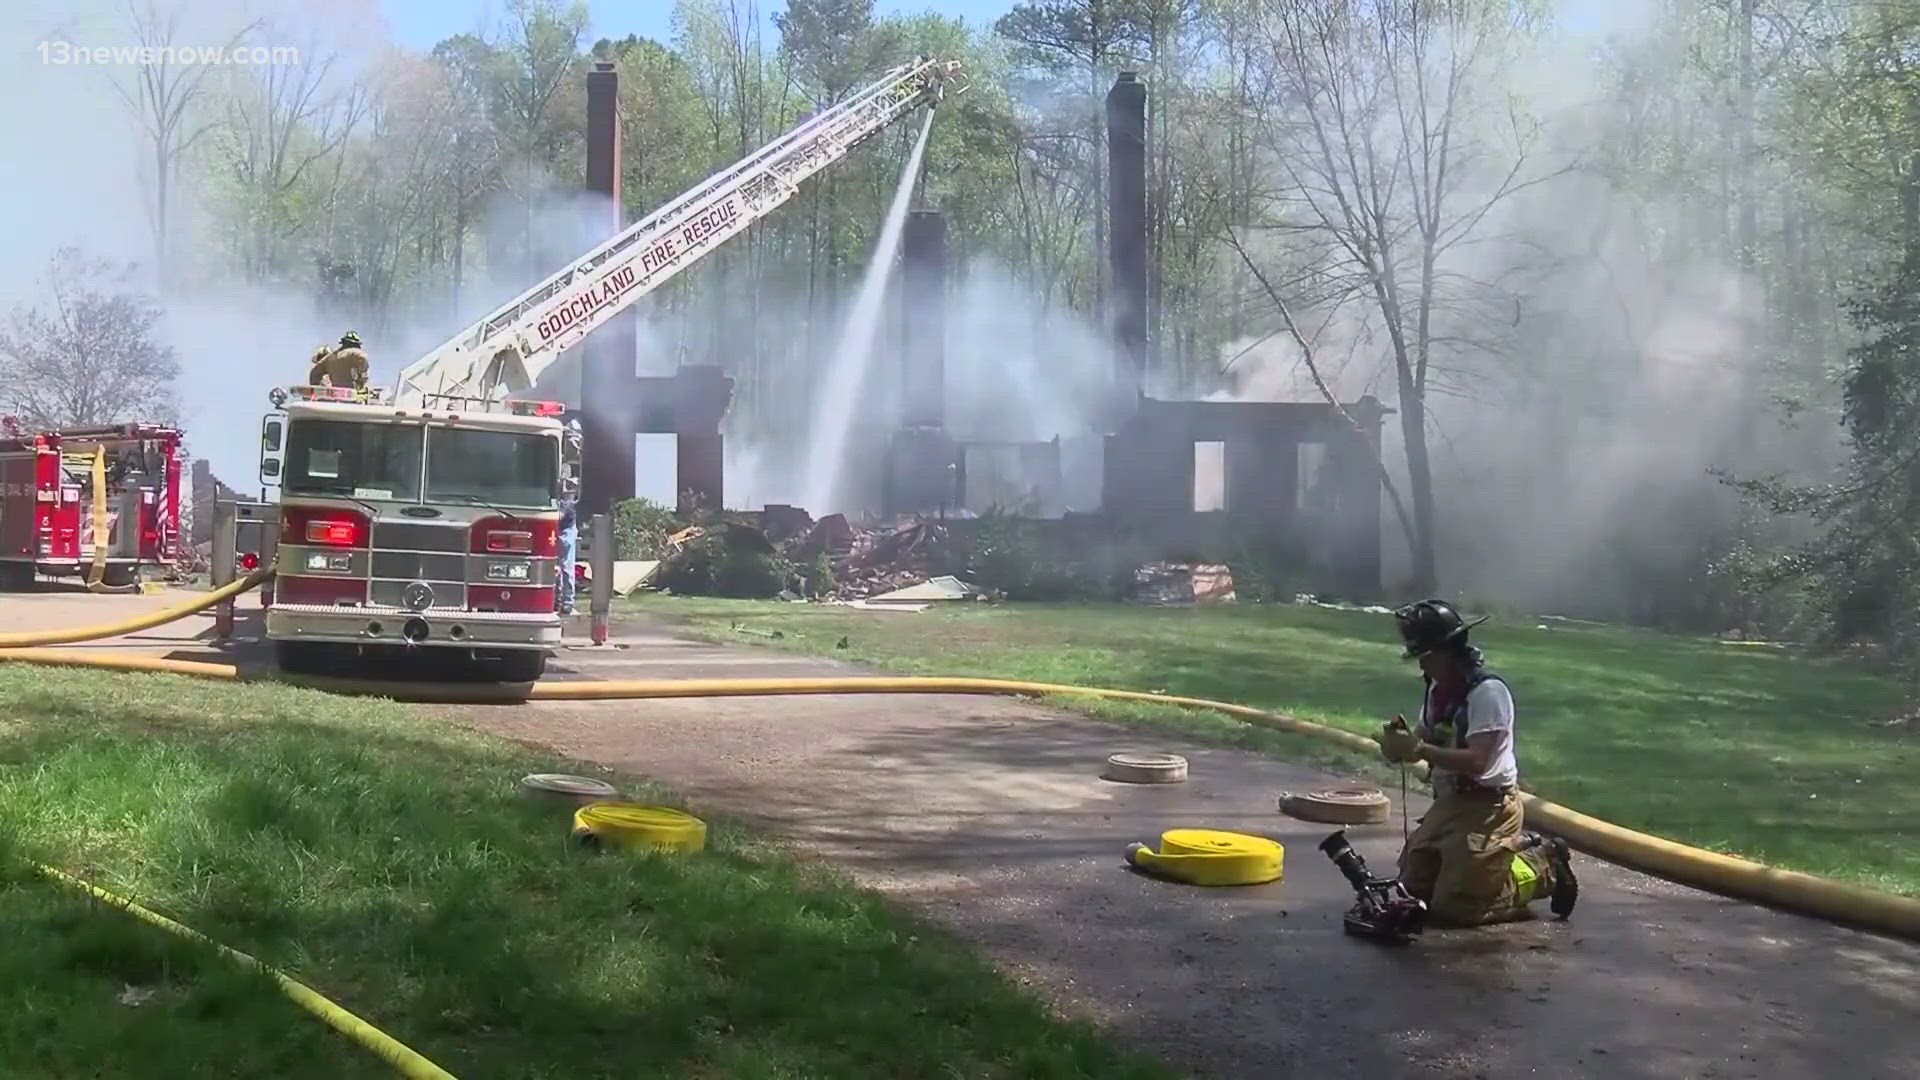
{"left": 393, "top": 56, "right": 966, "bottom": 406}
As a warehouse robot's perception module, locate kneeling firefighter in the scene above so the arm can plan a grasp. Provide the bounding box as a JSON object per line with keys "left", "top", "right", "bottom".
{"left": 1366, "top": 600, "right": 1579, "bottom": 933}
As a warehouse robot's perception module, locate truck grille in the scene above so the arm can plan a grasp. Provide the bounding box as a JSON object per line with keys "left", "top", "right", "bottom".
{"left": 370, "top": 551, "right": 468, "bottom": 581}
{"left": 370, "top": 521, "right": 468, "bottom": 553}
{"left": 368, "top": 521, "right": 469, "bottom": 611}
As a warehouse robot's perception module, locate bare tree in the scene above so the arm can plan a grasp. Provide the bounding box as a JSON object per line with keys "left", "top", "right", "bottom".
{"left": 493, "top": 0, "right": 592, "bottom": 275}
{"left": 1244, "top": 0, "right": 1564, "bottom": 593}
{"left": 428, "top": 34, "right": 508, "bottom": 311}
{"left": 109, "top": 0, "right": 261, "bottom": 285}
{"left": 0, "top": 248, "right": 181, "bottom": 428}
{"left": 997, "top": 0, "right": 1150, "bottom": 308}
{"left": 1227, "top": 226, "right": 1421, "bottom": 560}
{"left": 216, "top": 25, "right": 371, "bottom": 280}
{"left": 331, "top": 55, "right": 475, "bottom": 317}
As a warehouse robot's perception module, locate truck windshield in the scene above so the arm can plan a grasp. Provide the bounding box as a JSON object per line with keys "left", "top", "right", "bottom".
{"left": 425, "top": 427, "right": 557, "bottom": 509}
{"left": 284, "top": 419, "right": 424, "bottom": 501}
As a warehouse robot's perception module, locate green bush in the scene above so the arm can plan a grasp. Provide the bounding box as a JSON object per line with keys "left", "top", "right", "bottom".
{"left": 612, "top": 498, "right": 680, "bottom": 560}
{"left": 802, "top": 550, "right": 837, "bottom": 598}
{"left": 962, "top": 512, "right": 1146, "bottom": 601}
{"left": 655, "top": 526, "right": 794, "bottom": 599}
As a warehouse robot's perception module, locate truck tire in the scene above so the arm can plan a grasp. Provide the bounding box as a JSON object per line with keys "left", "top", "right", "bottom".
{"left": 101, "top": 565, "right": 138, "bottom": 589}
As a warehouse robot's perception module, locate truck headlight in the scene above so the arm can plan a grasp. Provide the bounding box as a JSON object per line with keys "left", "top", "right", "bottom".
{"left": 305, "top": 552, "right": 352, "bottom": 573}
{"left": 486, "top": 560, "right": 531, "bottom": 582}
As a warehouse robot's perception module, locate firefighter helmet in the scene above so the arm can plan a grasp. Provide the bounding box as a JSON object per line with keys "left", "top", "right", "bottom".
{"left": 1393, "top": 599, "right": 1488, "bottom": 659}
{"left": 339, "top": 331, "right": 362, "bottom": 349}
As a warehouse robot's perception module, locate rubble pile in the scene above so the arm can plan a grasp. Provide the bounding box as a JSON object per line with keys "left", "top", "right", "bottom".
{"left": 1132, "top": 561, "right": 1236, "bottom": 605}
{"left": 633, "top": 505, "right": 978, "bottom": 601}
{"left": 828, "top": 518, "right": 962, "bottom": 599}
{"left": 760, "top": 509, "right": 969, "bottom": 600}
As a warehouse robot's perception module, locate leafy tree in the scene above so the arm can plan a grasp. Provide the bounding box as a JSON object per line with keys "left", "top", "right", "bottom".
{"left": 776, "top": 0, "right": 877, "bottom": 104}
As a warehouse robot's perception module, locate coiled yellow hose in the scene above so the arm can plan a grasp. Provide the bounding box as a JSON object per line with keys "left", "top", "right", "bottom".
{"left": 1126, "top": 829, "right": 1284, "bottom": 885}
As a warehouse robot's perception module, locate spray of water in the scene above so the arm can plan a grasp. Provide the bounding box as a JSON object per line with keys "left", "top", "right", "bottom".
{"left": 798, "top": 109, "right": 938, "bottom": 512}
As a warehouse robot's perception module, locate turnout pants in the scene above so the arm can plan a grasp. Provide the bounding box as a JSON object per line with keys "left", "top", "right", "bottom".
{"left": 1397, "top": 787, "right": 1557, "bottom": 926}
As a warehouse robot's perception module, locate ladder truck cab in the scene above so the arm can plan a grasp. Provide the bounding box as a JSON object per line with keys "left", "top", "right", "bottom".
{"left": 0, "top": 418, "right": 182, "bottom": 590}
{"left": 257, "top": 384, "right": 580, "bottom": 682}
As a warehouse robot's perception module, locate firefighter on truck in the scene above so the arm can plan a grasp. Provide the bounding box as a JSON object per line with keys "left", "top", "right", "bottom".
{"left": 308, "top": 331, "right": 371, "bottom": 396}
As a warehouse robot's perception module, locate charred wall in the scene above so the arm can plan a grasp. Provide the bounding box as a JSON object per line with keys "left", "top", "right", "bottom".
{"left": 1100, "top": 397, "right": 1390, "bottom": 597}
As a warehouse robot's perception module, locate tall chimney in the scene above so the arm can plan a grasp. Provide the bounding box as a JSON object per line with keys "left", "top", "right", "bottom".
{"left": 1106, "top": 71, "right": 1149, "bottom": 391}
{"left": 899, "top": 208, "right": 948, "bottom": 430}
{"left": 579, "top": 60, "right": 636, "bottom": 515}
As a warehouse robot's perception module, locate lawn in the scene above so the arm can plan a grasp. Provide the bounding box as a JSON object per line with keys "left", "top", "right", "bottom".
{"left": 626, "top": 596, "right": 1920, "bottom": 898}
{"left": 0, "top": 666, "right": 1174, "bottom": 1080}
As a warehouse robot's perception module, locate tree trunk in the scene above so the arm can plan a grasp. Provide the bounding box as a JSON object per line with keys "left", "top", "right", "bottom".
{"left": 1735, "top": 0, "right": 1760, "bottom": 454}
{"left": 1397, "top": 384, "right": 1439, "bottom": 596}
{"left": 452, "top": 192, "right": 466, "bottom": 317}
{"left": 153, "top": 140, "right": 170, "bottom": 288}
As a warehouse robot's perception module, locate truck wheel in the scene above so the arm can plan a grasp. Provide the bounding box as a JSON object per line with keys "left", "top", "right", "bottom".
{"left": 101, "top": 565, "right": 138, "bottom": 589}
{"left": 493, "top": 649, "right": 547, "bottom": 683}
{"left": 0, "top": 563, "right": 34, "bottom": 591}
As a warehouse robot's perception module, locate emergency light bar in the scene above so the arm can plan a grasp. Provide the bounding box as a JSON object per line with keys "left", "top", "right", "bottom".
{"left": 406, "top": 392, "right": 565, "bottom": 417}
{"left": 282, "top": 384, "right": 360, "bottom": 402}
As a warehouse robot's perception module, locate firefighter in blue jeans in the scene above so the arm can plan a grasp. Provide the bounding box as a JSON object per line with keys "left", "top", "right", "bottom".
{"left": 556, "top": 486, "right": 578, "bottom": 616}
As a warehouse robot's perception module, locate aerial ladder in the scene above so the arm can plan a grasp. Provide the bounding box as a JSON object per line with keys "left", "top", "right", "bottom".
{"left": 391, "top": 56, "right": 967, "bottom": 407}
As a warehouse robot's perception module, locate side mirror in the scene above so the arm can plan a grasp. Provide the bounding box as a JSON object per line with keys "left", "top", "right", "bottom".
{"left": 260, "top": 415, "right": 285, "bottom": 486}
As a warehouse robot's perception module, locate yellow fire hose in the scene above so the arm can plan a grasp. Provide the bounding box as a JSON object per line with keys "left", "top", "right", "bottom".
{"left": 4, "top": 641, "right": 1917, "bottom": 942}
{"left": 32, "top": 863, "right": 455, "bottom": 1080}
{"left": 0, "top": 566, "right": 274, "bottom": 648}
{"left": 571, "top": 803, "right": 707, "bottom": 852}
{"left": 1126, "top": 829, "right": 1284, "bottom": 886}
{"left": 83, "top": 447, "right": 135, "bottom": 594}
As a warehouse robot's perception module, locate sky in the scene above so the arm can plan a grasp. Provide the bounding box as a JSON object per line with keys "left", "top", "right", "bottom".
{"left": 379, "top": 0, "right": 1016, "bottom": 50}
{"left": 378, "top": 1, "right": 1640, "bottom": 52}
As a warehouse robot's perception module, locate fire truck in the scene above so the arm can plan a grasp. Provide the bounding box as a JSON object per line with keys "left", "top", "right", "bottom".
{"left": 253, "top": 57, "right": 965, "bottom": 680}
{"left": 256, "top": 386, "right": 576, "bottom": 680}
{"left": 0, "top": 418, "right": 182, "bottom": 590}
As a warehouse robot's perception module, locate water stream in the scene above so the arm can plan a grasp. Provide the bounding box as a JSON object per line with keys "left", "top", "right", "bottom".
{"left": 797, "top": 108, "right": 937, "bottom": 512}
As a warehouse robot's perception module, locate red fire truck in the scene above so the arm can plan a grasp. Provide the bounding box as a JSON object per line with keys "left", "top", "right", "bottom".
{"left": 257, "top": 384, "right": 573, "bottom": 681}
{"left": 0, "top": 418, "right": 182, "bottom": 589}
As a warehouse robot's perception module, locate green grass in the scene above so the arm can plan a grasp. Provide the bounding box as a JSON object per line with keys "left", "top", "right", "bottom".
{"left": 0, "top": 667, "right": 1175, "bottom": 1080}
{"left": 626, "top": 596, "right": 1920, "bottom": 897}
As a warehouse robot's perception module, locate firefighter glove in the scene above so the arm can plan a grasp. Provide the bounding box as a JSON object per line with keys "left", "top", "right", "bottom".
{"left": 1378, "top": 723, "right": 1422, "bottom": 764}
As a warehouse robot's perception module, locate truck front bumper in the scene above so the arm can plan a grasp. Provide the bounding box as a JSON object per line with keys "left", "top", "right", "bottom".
{"left": 266, "top": 603, "right": 561, "bottom": 650}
